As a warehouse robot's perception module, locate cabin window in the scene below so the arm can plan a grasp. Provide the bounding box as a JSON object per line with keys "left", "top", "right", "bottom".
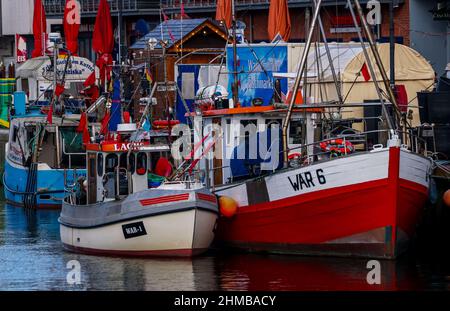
{"left": 289, "top": 120, "right": 304, "bottom": 145}
{"left": 119, "top": 153, "right": 127, "bottom": 169}
{"left": 105, "top": 154, "right": 118, "bottom": 173}
{"left": 12, "top": 126, "right": 19, "bottom": 143}
{"left": 97, "top": 153, "right": 103, "bottom": 176}
{"left": 136, "top": 152, "right": 147, "bottom": 175}
{"left": 129, "top": 153, "right": 136, "bottom": 174}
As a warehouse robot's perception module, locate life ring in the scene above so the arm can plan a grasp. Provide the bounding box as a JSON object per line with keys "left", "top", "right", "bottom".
{"left": 320, "top": 138, "right": 354, "bottom": 154}
{"left": 288, "top": 152, "right": 302, "bottom": 160}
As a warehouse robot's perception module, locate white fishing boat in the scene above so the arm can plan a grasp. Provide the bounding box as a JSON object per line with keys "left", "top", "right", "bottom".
{"left": 59, "top": 137, "right": 219, "bottom": 257}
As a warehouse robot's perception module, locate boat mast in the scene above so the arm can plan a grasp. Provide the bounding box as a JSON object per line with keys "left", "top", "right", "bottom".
{"left": 282, "top": 0, "right": 323, "bottom": 166}
{"left": 231, "top": 0, "right": 239, "bottom": 106}
{"left": 347, "top": 0, "right": 393, "bottom": 131}
{"left": 118, "top": 0, "right": 123, "bottom": 64}
{"left": 389, "top": 0, "right": 395, "bottom": 90}
{"left": 352, "top": 0, "right": 402, "bottom": 129}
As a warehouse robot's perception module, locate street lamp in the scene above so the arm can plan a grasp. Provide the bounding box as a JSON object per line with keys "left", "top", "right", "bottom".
{"left": 148, "top": 38, "right": 158, "bottom": 50}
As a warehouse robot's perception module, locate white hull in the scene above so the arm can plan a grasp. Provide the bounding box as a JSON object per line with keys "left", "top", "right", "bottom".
{"left": 61, "top": 209, "right": 218, "bottom": 257}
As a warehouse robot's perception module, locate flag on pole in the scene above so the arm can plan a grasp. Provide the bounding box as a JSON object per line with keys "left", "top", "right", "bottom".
{"left": 142, "top": 117, "right": 151, "bottom": 132}
{"left": 360, "top": 63, "right": 371, "bottom": 82}
{"left": 145, "top": 68, "right": 153, "bottom": 84}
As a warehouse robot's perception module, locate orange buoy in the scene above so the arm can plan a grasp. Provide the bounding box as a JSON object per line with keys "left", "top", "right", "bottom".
{"left": 219, "top": 196, "right": 238, "bottom": 218}
{"left": 443, "top": 189, "right": 450, "bottom": 207}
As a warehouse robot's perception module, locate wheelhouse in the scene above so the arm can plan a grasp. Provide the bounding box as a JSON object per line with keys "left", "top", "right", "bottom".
{"left": 191, "top": 106, "right": 321, "bottom": 189}
{"left": 79, "top": 142, "right": 171, "bottom": 204}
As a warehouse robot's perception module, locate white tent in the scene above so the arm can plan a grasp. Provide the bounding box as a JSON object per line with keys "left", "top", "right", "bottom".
{"left": 288, "top": 43, "right": 435, "bottom": 127}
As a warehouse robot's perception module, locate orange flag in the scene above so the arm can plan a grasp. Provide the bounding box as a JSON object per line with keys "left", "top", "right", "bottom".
{"left": 268, "top": 0, "right": 291, "bottom": 42}
{"left": 216, "top": 0, "right": 232, "bottom": 29}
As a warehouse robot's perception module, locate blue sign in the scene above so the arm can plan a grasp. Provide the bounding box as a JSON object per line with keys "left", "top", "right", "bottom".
{"left": 227, "top": 45, "right": 288, "bottom": 107}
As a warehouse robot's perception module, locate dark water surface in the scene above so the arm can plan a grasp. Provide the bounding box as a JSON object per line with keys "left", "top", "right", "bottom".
{"left": 0, "top": 203, "right": 449, "bottom": 291}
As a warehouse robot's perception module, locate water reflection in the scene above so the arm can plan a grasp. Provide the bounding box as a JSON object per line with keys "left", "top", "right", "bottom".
{"left": 0, "top": 204, "right": 448, "bottom": 291}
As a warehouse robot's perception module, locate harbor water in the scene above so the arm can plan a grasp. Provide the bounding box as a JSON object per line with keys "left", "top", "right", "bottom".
{"left": 0, "top": 201, "right": 449, "bottom": 291}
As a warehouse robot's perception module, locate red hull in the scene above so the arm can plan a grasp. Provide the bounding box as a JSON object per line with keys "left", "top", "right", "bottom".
{"left": 216, "top": 148, "right": 429, "bottom": 259}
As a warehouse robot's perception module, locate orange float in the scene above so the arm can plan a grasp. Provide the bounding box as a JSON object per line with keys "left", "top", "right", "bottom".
{"left": 218, "top": 196, "right": 238, "bottom": 218}
{"left": 443, "top": 189, "right": 450, "bottom": 207}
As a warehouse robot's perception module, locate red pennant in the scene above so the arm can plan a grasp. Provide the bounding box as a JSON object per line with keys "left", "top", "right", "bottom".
{"left": 123, "top": 111, "right": 130, "bottom": 123}
{"left": 83, "top": 71, "right": 96, "bottom": 88}
{"left": 55, "top": 83, "right": 65, "bottom": 97}
{"left": 82, "top": 126, "right": 90, "bottom": 145}
{"left": 76, "top": 112, "right": 87, "bottom": 133}
{"left": 85, "top": 85, "right": 100, "bottom": 102}
{"left": 46, "top": 104, "right": 53, "bottom": 124}
{"left": 101, "top": 111, "right": 110, "bottom": 135}
{"left": 361, "top": 63, "right": 371, "bottom": 82}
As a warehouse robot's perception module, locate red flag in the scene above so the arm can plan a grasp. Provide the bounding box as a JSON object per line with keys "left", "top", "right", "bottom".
{"left": 76, "top": 112, "right": 87, "bottom": 133}
{"left": 216, "top": 0, "right": 232, "bottom": 29}
{"left": 101, "top": 111, "right": 110, "bottom": 135}
{"left": 83, "top": 71, "right": 96, "bottom": 88}
{"left": 82, "top": 126, "right": 91, "bottom": 145}
{"left": 63, "top": 0, "right": 80, "bottom": 55}
{"left": 93, "top": 0, "right": 114, "bottom": 83}
{"left": 55, "top": 83, "right": 65, "bottom": 97}
{"left": 395, "top": 84, "right": 409, "bottom": 113}
{"left": 268, "top": 0, "right": 291, "bottom": 42}
{"left": 32, "top": 0, "right": 47, "bottom": 58}
{"left": 361, "top": 63, "right": 371, "bottom": 82}
{"left": 85, "top": 85, "right": 100, "bottom": 102}
{"left": 123, "top": 111, "right": 131, "bottom": 124}
{"left": 46, "top": 105, "right": 53, "bottom": 124}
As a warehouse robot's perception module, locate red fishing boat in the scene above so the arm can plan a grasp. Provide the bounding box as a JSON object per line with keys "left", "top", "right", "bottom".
{"left": 188, "top": 105, "right": 431, "bottom": 259}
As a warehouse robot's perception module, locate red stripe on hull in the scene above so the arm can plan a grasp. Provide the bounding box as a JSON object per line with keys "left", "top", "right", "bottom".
{"left": 196, "top": 193, "right": 217, "bottom": 203}
{"left": 216, "top": 148, "right": 429, "bottom": 259}
{"left": 140, "top": 194, "right": 190, "bottom": 206}
{"left": 62, "top": 244, "right": 207, "bottom": 257}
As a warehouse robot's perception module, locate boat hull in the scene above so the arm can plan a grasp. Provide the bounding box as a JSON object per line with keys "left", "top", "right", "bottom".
{"left": 3, "top": 158, "right": 85, "bottom": 209}
{"left": 215, "top": 147, "right": 430, "bottom": 259}
{"left": 60, "top": 188, "right": 219, "bottom": 257}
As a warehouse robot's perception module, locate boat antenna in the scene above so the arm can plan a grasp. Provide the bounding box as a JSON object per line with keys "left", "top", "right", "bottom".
{"left": 282, "top": 0, "right": 323, "bottom": 167}
{"left": 231, "top": 0, "right": 239, "bottom": 106}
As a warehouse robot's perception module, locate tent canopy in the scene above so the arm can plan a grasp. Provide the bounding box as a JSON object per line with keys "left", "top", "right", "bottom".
{"left": 342, "top": 43, "right": 435, "bottom": 82}
{"left": 16, "top": 56, "right": 99, "bottom": 82}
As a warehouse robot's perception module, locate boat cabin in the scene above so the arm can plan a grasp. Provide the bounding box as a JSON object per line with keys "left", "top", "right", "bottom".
{"left": 77, "top": 141, "right": 171, "bottom": 204}
{"left": 191, "top": 106, "right": 321, "bottom": 189}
